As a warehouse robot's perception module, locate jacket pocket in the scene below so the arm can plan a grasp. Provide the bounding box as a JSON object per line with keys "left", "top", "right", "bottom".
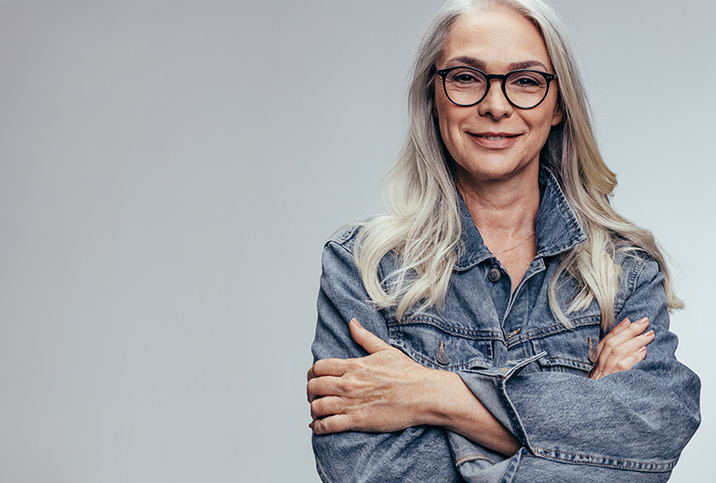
{"left": 387, "top": 315, "right": 497, "bottom": 371}
{"left": 529, "top": 316, "right": 600, "bottom": 376}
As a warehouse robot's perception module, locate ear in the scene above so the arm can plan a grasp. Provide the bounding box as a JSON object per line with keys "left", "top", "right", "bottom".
{"left": 551, "top": 102, "right": 563, "bottom": 126}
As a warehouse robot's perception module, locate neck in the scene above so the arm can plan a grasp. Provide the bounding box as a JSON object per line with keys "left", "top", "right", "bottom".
{"left": 456, "top": 165, "right": 540, "bottom": 241}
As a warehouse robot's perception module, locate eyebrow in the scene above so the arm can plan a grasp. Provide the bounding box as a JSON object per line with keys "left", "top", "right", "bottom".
{"left": 445, "top": 56, "right": 487, "bottom": 70}
{"left": 508, "top": 60, "right": 550, "bottom": 71}
{"left": 444, "top": 56, "right": 550, "bottom": 72}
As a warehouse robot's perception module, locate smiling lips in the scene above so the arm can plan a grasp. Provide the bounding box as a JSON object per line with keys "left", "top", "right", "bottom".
{"left": 469, "top": 132, "right": 521, "bottom": 149}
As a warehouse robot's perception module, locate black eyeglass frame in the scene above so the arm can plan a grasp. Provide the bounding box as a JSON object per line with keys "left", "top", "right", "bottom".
{"left": 434, "top": 66, "right": 557, "bottom": 109}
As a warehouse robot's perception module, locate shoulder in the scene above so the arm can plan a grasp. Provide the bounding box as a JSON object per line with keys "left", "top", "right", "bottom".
{"left": 320, "top": 223, "right": 370, "bottom": 282}
{"left": 321, "top": 219, "right": 398, "bottom": 281}
{"left": 324, "top": 223, "right": 363, "bottom": 254}
{"left": 615, "top": 248, "right": 661, "bottom": 285}
{"left": 614, "top": 248, "right": 665, "bottom": 311}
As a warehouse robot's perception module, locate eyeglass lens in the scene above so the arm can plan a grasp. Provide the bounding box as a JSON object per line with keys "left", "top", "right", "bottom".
{"left": 444, "top": 68, "right": 549, "bottom": 109}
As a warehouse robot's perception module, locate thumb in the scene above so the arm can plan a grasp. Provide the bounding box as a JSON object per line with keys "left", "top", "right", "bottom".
{"left": 349, "top": 318, "right": 391, "bottom": 354}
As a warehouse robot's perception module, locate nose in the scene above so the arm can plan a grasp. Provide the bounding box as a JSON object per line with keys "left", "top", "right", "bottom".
{"left": 477, "top": 78, "right": 512, "bottom": 119}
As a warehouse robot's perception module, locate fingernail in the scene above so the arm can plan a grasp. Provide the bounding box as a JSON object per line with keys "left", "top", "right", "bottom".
{"left": 635, "top": 317, "right": 649, "bottom": 326}
{"left": 645, "top": 330, "right": 655, "bottom": 337}
{"left": 638, "top": 346, "right": 647, "bottom": 353}
{"left": 351, "top": 318, "right": 363, "bottom": 328}
{"left": 618, "top": 318, "right": 630, "bottom": 327}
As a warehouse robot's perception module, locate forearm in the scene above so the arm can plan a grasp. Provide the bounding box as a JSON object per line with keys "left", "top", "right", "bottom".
{"left": 311, "top": 318, "right": 520, "bottom": 456}
{"left": 422, "top": 369, "right": 521, "bottom": 456}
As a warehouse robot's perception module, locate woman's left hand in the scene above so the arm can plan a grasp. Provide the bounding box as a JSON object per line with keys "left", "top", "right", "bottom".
{"left": 307, "top": 318, "right": 445, "bottom": 435}
{"left": 589, "top": 317, "right": 654, "bottom": 380}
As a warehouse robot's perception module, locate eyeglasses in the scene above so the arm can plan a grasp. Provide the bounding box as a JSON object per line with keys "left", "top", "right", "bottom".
{"left": 434, "top": 66, "right": 557, "bottom": 109}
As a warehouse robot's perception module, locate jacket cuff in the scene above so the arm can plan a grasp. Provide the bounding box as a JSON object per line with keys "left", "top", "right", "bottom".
{"left": 458, "top": 352, "right": 547, "bottom": 448}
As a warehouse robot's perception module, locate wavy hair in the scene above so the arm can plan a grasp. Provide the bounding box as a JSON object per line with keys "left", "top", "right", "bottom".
{"left": 354, "top": 0, "right": 682, "bottom": 329}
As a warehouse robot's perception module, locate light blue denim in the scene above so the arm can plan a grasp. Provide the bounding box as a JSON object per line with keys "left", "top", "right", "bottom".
{"left": 311, "top": 169, "right": 701, "bottom": 482}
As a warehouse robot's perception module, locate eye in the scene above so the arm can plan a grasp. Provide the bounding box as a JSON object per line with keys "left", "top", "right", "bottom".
{"left": 514, "top": 76, "right": 540, "bottom": 86}
{"left": 453, "top": 73, "right": 478, "bottom": 83}
{"left": 507, "top": 71, "right": 546, "bottom": 91}
{"left": 447, "top": 68, "right": 485, "bottom": 85}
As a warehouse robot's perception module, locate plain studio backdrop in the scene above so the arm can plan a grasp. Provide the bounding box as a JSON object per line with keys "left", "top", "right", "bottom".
{"left": 0, "top": 0, "right": 713, "bottom": 481}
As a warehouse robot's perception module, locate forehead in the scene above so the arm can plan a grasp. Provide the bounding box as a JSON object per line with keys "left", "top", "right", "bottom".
{"left": 439, "top": 6, "right": 552, "bottom": 71}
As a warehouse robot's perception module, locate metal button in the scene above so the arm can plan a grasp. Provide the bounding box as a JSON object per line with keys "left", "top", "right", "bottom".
{"left": 436, "top": 342, "right": 449, "bottom": 365}
{"left": 588, "top": 337, "right": 598, "bottom": 363}
{"left": 488, "top": 268, "right": 501, "bottom": 283}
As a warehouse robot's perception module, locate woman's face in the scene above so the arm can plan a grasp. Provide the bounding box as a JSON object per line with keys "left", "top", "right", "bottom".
{"left": 434, "top": 6, "right": 562, "bottom": 186}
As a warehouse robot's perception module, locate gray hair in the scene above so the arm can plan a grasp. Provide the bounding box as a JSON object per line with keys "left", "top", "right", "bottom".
{"left": 355, "top": 0, "right": 681, "bottom": 328}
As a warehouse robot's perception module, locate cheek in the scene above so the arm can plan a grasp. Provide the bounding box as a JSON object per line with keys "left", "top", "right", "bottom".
{"left": 437, "top": 114, "right": 460, "bottom": 159}
{"left": 528, "top": 108, "right": 559, "bottom": 137}
{"left": 434, "top": 99, "right": 461, "bottom": 150}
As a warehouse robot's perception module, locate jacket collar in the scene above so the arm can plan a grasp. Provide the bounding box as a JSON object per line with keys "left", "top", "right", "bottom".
{"left": 454, "top": 167, "right": 586, "bottom": 271}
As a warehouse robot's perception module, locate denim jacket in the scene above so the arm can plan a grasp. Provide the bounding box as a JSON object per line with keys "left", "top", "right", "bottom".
{"left": 311, "top": 169, "right": 701, "bottom": 483}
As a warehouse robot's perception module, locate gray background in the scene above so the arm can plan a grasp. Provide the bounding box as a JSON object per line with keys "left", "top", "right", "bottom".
{"left": 0, "top": 0, "right": 712, "bottom": 481}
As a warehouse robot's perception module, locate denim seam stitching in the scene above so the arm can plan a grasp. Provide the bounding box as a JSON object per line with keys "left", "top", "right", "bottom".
{"left": 387, "top": 316, "right": 502, "bottom": 340}
{"left": 391, "top": 341, "right": 489, "bottom": 370}
{"left": 529, "top": 339, "right": 591, "bottom": 371}
{"left": 499, "top": 376, "right": 533, "bottom": 451}
{"left": 538, "top": 356, "right": 592, "bottom": 368}
{"left": 534, "top": 169, "right": 586, "bottom": 259}
{"left": 326, "top": 239, "right": 356, "bottom": 258}
{"left": 515, "top": 317, "right": 599, "bottom": 344}
{"left": 613, "top": 257, "right": 647, "bottom": 323}
{"left": 629, "top": 257, "right": 648, "bottom": 295}
{"left": 531, "top": 446, "right": 678, "bottom": 472}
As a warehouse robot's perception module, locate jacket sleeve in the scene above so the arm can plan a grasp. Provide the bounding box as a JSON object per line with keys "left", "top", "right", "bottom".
{"left": 310, "top": 236, "right": 464, "bottom": 483}
{"left": 457, "top": 257, "right": 701, "bottom": 477}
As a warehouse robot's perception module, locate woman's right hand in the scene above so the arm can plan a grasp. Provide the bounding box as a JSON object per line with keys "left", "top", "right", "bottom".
{"left": 590, "top": 317, "right": 654, "bottom": 380}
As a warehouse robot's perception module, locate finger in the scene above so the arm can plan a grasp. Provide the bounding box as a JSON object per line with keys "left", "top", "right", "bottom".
{"left": 310, "top": 395, "right": 346, "bottom": 420}
{"left": 310, "top": 413, "right": 353, "bottom": 435}
{"left": 589, "top": 317, "right": 631, "bottom": 380}
{"left": 600, "top": 330, "right": 654, "bottom": 375}
{"left": 617, "top": 329, "right": 654, "bottom": 354}
{"left": 613, "top": 346, "right": 647, "bottom": 373}
{"left": 307, "top": 375, "right": 346, "bottom": 403}
{"left": 349, "top": 318, "right": 392, "bottom": 355}
{"left": 598, "top": 318, "right": 649, "bottom": 364}
{"left": 310, "top": 358, "right": 349, "bottom": 378}
{"left": 595, "top": 317, "right": 649, "bottom": 372}
{"left": 595, "top": 318, "right": 630, "bottom": 367}
{"left": 610, "top": 317, "right": 631, "bottom": 335}
{"left": 596, "top": 318, "right": 632, "bottom": 355}
{"left": 619, "top": 317, "right": 650, "bottom": 339}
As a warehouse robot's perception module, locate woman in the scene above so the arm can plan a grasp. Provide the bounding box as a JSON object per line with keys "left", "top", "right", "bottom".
{"left": 307, "top": 0, "right": 701, "bottom": 481}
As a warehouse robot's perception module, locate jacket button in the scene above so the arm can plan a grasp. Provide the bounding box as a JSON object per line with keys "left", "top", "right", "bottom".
{"left": 488, "top": 268, "right": 501, "bottom": 283}
{"left": 436, "top": 342, "right": 449, "bottom": 365}
{"left": 588, "top": 337, "right": 598, "bottom": 363}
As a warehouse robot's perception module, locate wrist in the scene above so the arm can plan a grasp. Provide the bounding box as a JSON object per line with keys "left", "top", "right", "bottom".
{"left": 420, "top": 370, "right": 522, "bottom": 456}
{"left": 417, "top": 369, "right": 468, "bottom": 428}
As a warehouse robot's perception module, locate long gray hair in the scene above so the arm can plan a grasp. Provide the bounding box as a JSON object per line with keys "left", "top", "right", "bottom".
{"left": 354, "top": 0, "right": 681, "bottom": 329}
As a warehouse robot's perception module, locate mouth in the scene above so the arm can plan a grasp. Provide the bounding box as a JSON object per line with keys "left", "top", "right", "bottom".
{"left": 468, "top": 132, "right": 520, "bottom": 149}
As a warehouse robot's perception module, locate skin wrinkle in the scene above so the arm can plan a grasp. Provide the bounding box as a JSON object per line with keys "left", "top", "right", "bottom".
{"left": 444, "top": 55, "right": 550, "bottom": 73}
{"left": 433, "top": 8, "right": 563, "bottom": 291}
{"left": 308, "top": 3, "right": 693, "bottom": 478}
